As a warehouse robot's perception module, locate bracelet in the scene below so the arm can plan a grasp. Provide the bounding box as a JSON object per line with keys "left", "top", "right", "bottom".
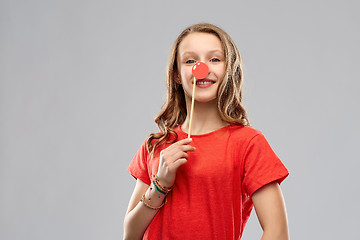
{"left": 153, "top": 175, "right": 173, "bottom": 193}
{"left": 153, "top": 180, "right": 167, "bottom": 196}
{"left": 140, "top": 194, "right": 166, "bottom": 210}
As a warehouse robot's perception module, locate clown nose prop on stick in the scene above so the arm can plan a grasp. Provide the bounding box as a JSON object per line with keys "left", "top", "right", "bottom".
{"left": 188, "top": 62, "right": 209, "bottom": 138}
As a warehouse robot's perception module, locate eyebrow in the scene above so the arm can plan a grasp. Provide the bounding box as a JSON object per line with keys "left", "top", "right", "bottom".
{"left": 181, "top": 50, "right": 224, "bottom": 57}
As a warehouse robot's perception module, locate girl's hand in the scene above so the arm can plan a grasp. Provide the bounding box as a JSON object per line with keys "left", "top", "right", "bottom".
{"left": 156, "top": 138, "right": 195, "bottom": 187}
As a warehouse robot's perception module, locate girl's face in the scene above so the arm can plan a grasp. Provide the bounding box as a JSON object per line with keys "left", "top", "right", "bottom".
{"left": 177, "top": 32, "right": 225, "bottom": 103}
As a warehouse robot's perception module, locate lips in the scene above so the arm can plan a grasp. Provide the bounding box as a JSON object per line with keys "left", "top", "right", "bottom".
{"left": 194, "top": 78, "right": 215, "bottom": 85}
{"left": 192, "top": 78, "right": 215, "bottom": 88}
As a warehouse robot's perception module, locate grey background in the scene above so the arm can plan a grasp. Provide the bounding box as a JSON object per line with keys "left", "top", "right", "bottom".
{"left": 1, "top": 0, "right": 359, "bottom": 239}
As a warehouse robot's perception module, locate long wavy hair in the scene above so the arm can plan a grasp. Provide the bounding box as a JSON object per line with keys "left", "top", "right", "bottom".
{"left": 146, "top": 23, "right": 250, "bottom": 157}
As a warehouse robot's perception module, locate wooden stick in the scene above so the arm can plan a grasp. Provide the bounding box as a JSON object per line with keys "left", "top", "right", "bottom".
{"left": 188, "top": 76, "right": 196, "bottom": 138}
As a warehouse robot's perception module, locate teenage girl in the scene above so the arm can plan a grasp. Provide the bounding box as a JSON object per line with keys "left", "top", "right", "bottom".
{"left": 124, "top": 23, "right": 289, "bottom": 240}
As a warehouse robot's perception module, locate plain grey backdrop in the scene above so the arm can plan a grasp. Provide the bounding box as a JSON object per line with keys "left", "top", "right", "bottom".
{"left": 1, "top": 0, "right": 359, "bottom": 239}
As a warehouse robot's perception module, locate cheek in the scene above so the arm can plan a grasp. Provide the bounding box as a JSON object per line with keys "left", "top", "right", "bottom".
{"left": 215, "top": 64, "right": 226, "bottom": 78}
{"left": 180, "top": 68, "right": 192, "bottom": 80}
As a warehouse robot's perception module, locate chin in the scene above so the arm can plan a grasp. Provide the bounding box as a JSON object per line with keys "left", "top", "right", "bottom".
{"left": 195, "top": 97, "right": 217, "bottom": 103}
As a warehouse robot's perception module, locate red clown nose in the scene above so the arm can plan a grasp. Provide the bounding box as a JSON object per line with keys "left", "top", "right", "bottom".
{"left": 192, "top": 62, "right": 209, "bottom": 79}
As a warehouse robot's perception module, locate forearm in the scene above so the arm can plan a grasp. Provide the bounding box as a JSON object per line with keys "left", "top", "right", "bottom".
{"left": 260, "top": 228, "right": 289, "bottom": 240}
{"left": 260, "top": 212, "right": 289, "bottom": 240}
{"left": 259, "top": 216, "right": 289, "bottom": 240}
{"left": 123, "top": 182, "right": 167, "bottom": 240}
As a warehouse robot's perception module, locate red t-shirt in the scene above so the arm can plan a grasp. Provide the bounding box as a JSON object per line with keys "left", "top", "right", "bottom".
{"left": 127, "top": 125, "right": 289, "bottom": 239}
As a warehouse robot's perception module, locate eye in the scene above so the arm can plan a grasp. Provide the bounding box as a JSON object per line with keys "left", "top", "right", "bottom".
{"left": 185, "top": 59, "right": 196, "bottom": 64}
{"left": 210, "top": 58, "right": 220, "bottom": 62}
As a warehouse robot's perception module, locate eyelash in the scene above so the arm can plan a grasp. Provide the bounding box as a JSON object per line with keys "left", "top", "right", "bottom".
{"left": 210, "top": 58, "right": 220, "bottom": 62}
{"left": 185, "top": 58, "right": 221, "bottom": 64}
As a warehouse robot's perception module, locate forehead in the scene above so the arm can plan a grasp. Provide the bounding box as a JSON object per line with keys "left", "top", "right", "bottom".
{"left": 178, "top": 32, "right": 223, "bottom": 56}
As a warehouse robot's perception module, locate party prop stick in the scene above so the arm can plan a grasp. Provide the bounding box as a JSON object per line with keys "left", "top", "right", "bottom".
{"left": 188, "top": 62, "right": 209, "bottom": 138}
{"left": 188, "top": 76, "right": 196, "bottom": 138}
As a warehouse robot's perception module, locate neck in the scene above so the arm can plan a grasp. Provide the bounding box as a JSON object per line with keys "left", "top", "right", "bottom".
{"left": 182, "top": 97, "right": 228, "bottom": 135}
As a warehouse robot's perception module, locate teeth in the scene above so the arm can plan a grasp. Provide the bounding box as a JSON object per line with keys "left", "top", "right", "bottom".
{"left": 196, "top": 81, "right": 214, "bottom": 85}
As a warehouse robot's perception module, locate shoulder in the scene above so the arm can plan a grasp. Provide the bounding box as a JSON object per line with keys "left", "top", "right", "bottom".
{"left": 227, "top": 124, "right": 264, "bottom": 142}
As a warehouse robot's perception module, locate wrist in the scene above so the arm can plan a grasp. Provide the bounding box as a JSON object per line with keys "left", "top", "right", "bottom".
{"left": 140, "top": 182, "right": 167, "bottom": 210}
{"left": 155, "top": 174, "right": 173, "bottom": 189}
{"left": 154, "top": 175, "right": 173, "bottom": 193}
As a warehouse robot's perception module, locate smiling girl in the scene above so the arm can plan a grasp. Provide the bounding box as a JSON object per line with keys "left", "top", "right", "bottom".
{"left": 124, "top": 23, "right": 289, "bottom": 240}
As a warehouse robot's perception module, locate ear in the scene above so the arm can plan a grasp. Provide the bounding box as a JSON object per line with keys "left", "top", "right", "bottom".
{"left": 173, "top": 70, "right": 181, "bottom": 84}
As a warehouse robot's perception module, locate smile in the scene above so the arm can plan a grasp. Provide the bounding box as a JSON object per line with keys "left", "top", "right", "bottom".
{"left": 193, "top": 78, "right": 215, "bottom": 84}
{"left": 196, "top": 81, "right": 214, "bottom": 85}
{"left": 194, "top": 79, "right": 215, "bottom": 88}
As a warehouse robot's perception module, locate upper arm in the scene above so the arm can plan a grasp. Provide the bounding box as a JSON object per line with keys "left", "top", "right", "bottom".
{"left": 251, "top": 182, "right": 289, "bottom": 239}
{"left": 126, "top": 179, "right": 149, "bottom": 215}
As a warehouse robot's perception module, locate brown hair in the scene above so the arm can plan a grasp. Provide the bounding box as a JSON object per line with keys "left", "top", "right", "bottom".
{"left": 147, "top": 23, "right": 249, "bottom": 156}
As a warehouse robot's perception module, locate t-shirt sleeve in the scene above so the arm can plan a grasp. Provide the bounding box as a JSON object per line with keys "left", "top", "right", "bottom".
{"left": 127, "top": 139, "right": 151, "bottom": 185}
{"left": 242, "top": 133, "right": 289, "bottom": 197}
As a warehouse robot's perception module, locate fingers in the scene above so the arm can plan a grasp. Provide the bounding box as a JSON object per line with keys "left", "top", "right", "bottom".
{"left": 168, "top": 138, "right": 196, "bottom": 153}
{"left": 160, "top": 149, "right": 187, "bottom": 165}
{"left": 176, "top": 138, "right": 193, "bottom": 144}
{"left": 180, "top": 144, "right": 196, "bottom": 152}
{"left": 161, "top": 138, "right": 195, "bottom": 163}
{"left": 173, "top": 150, "right": 188, "bottom": 161}
{"left": 172, "top": 158, "right": 188, "bottom": 169}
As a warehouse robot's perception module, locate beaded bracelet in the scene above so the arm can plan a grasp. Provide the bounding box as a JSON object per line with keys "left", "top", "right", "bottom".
{"left": 140, "top": 194, "right": 166, "bottom": 210}
{"left": 153, "top": 180, "right": 167, "bottom": 196}
{"left": 153, "top": 175, "right": 173, "bottom": 193}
